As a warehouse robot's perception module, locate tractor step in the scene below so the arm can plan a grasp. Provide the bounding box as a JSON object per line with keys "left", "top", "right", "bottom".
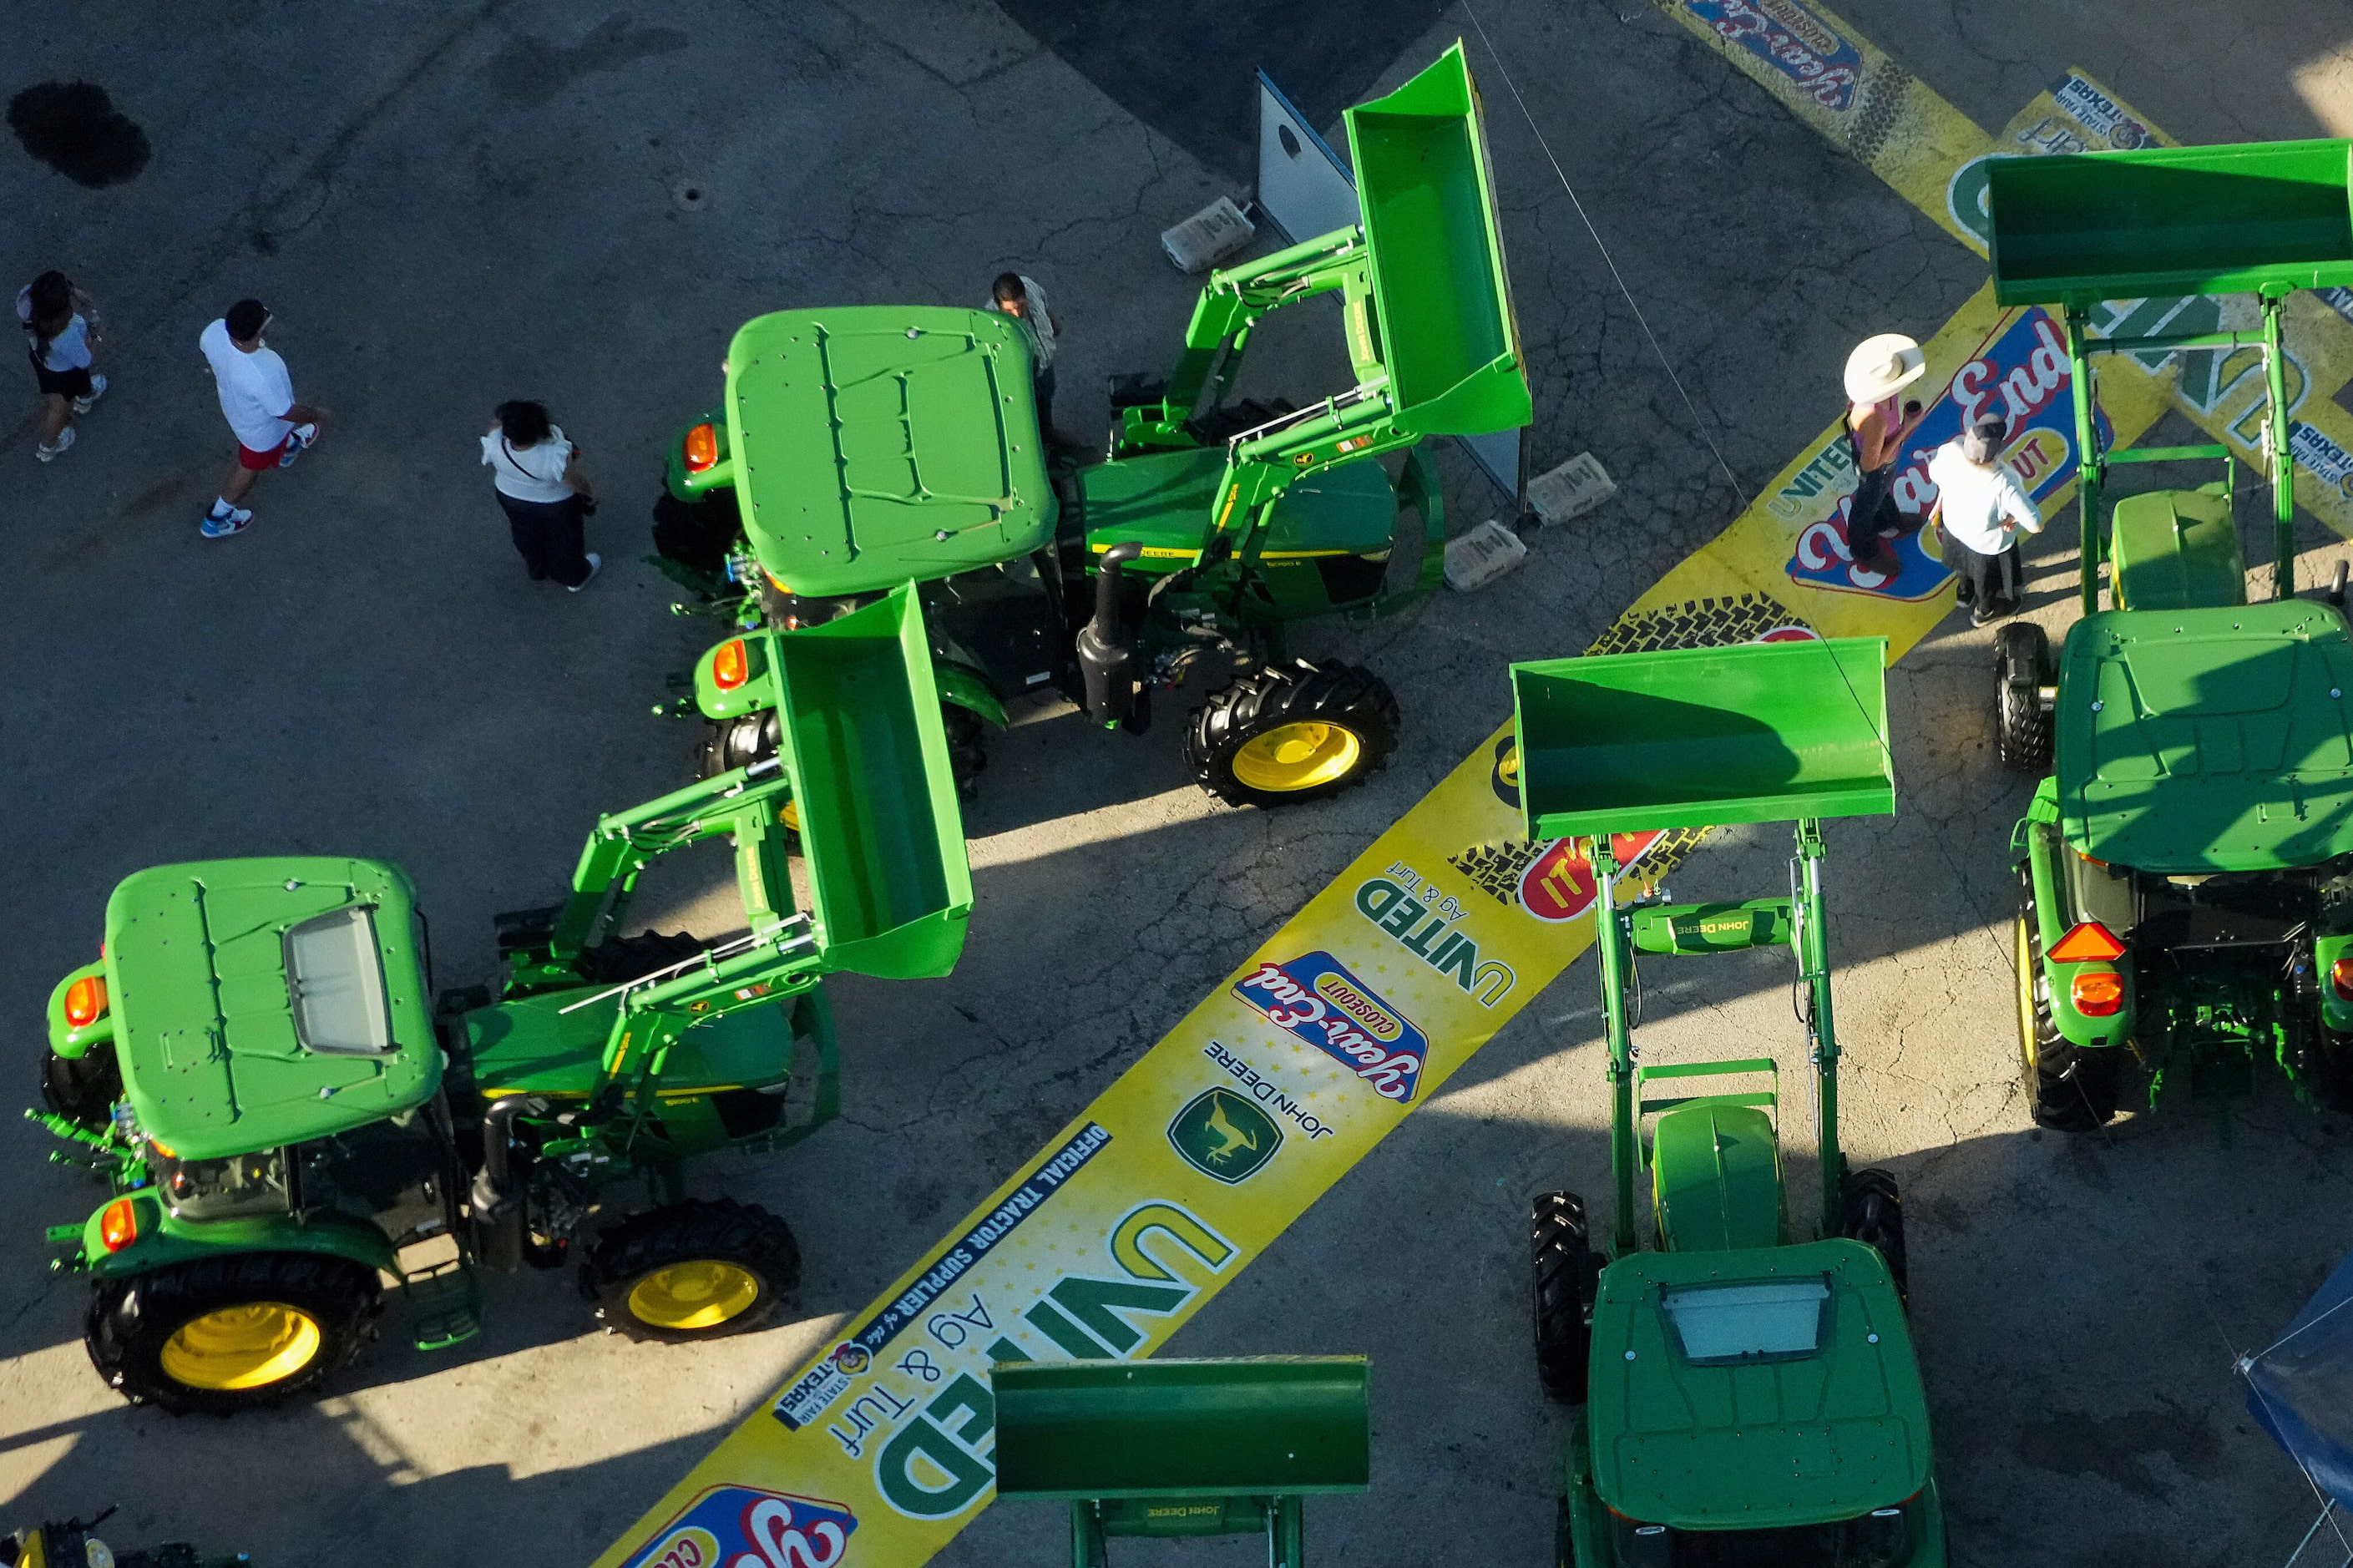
{"left": 401, "top": 1257, "right": 484, "bottom": 1352}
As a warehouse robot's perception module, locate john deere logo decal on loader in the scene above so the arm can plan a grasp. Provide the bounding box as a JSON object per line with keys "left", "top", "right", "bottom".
{"left": 1168, "top": 1088, "right": 1282, "bottom": 1184}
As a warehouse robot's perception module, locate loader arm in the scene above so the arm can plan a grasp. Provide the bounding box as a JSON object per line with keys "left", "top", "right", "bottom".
{"left": 547, "top": 764, "right": 799, "bottom": 961}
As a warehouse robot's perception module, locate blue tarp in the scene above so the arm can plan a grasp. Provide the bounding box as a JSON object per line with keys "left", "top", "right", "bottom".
{"left": 2248, "top": 1250, "right": 2353, "bottom": 1509}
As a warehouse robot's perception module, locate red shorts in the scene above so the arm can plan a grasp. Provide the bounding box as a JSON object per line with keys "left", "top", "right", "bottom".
{"left": 237, "top": 434, "right": 292, "bottom": 471}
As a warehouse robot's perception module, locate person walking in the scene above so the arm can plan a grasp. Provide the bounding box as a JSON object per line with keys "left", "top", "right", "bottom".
{"left": 988, "top": 270, "right": 1072, "bottom": 447}
{"left": 1842, "top": 333, "right": 1929, "bottom": 575}
{"left": 197, "top": 298, "right": 329, "bottom": 538}
{"left": 481, "top": 399, "right": 600, "bottom": 590}
{"left": 1930, "top": 412, "right": 2042, "bottom": 627}
{"left": 18, "top": 270, "right": 107, "bottom": 462}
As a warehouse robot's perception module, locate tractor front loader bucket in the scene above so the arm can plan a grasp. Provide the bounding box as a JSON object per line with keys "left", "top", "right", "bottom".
{"left": 1988, "top": 139, "right": 2353, "bottom": 307}
{"left": 994, "top": 1357, "right": 1370, "bottom": 1568}
{"left": 1343, "top": 42, "right": 1531, "bottom": 438}
{"left": 1510, "top": 636, "right": 1895, "bottom": 840}
{"left": 770, "top": 584, "right": 973, "bottom": 979}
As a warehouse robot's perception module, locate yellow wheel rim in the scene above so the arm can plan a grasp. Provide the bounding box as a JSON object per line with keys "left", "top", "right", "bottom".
{"left": 2016, "top": 915, "right": 2040, "bottom": 1077}
{"left": 1230, "top": 722, "right": 1363, "bottom": 792}
{"left": 628, "top": 1262, "right": 762, "bottom": 1331}
{"left": 781, "top": 800, "right": 801, "bottom": 833}
{"left": 159, "top": 1302, "right": 321, "bottom": 1391}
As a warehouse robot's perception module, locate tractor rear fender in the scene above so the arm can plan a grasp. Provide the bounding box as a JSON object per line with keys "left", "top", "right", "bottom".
{"left": 2018, "top": 813, "right": 2136, "bottom": 1050}
{"left": 46, "top": 961, "right": 114, "bottom": 1060}
{"left": 694, "top": 630, "right": 782, "bottom": 721}
{"left": 82, "top": 1196, "right": 397, "bottom": 1283}
{"left": 2316, "top": 932, "right": 2353, "bottom": 1033}
{"left": 933, "top": 659, "right": 1007, "bottom": 728}
{"left": 663, "top": 406, "right": 736, "bottom": 500}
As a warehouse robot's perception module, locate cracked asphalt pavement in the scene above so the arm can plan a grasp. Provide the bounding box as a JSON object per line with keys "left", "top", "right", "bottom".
{"left": 6, "top": 3, "right": 2353, "bottom": 1565}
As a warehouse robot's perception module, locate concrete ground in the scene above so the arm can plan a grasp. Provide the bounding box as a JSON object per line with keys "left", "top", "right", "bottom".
{"left": 5, "top": 3, "right": 2353, "bottom": 1565}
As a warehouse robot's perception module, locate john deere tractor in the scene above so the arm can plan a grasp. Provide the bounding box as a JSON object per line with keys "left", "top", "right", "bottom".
{"left": 31, "top": 589, "right": 969, "bottom": 1413}
{"left": 1986, "top": 139, "right": 2353, "bottom": 1128}
{"left": 3, "top": 1508, "right": 245, "bottom": 1568}
{"left": 1510, "top": 640, "right": 1945, "bottom": 1565}
{"left": 651, "top": 43, "right": 1530, "bottom": 810}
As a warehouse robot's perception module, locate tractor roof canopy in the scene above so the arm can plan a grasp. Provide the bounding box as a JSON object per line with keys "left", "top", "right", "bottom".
{"left": 1586, "top": 1240, "right": 1930, "bottom": 1530}
{"left": 2057, "top": 604, "right": 2353, "bottom": 873}
{"left": 1989, "top": 139, "right": 2353, "bottom": 308}
{"left": 102, "top": 858, "right": 441, "bottom": 1161}
{"left": 726, "top": 306, "right": 1055, "bottom": 597}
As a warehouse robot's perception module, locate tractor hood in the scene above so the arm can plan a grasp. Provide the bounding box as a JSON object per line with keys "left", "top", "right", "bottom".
{"left": 1586, "top": 1241, "right": 1930, "bottom": 1530}
{"left": 725, "top": 306, "right": 1056, "bottom": 597}
{"left": 2057, "top": 604, "right": 2353, "bottom": 873}
{"left": 102, "top": 858, "right": 441, "bottom": 1161}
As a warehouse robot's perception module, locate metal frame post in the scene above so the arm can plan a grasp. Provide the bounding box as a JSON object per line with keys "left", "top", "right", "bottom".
{"left": 1589, "top": 835, "right": 1641, "bottom": 1254}
{"left": 2263, "top": 291, "right": 2295, "bottom": 600}
{"left": 2064, "top": 306, "right": 2104, "bottom": 617}
{"left": 1793, "top": 819, "right": 1844, "bottom": 1234}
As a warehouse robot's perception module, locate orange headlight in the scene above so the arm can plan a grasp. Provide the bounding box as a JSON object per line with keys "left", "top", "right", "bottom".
{"left": 64, "top": 974, "right": 109, "bottom": 1028}
{"left": 2331, "top": 956, "right": 2353, "bottom": 1002}
{"left": 683, "top": 422, "right": 719, "bottom": 473}
{"left": 99, "top": 1198, "right": 138, "bottom": 1252}
{"left": 2071, "top": 971, "right": 2125, "bottom": 1017}
{"left": 711, "top": 639, "right": 749, "bottom": 691}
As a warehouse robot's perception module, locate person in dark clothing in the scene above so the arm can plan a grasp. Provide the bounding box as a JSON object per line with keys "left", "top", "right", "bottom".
{"left": 1842, "top": 333, "right": 1930, "bottom": 575}
{"left": 480, "top": 399, "right": 600, "bottom": 590}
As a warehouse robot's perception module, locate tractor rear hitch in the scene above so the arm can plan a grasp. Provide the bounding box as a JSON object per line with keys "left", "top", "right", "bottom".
{"left": 1078, "top": 541, "right": 1143, "bottom": 725}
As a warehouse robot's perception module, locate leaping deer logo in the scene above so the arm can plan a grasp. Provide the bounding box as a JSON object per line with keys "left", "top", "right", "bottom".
{"left": 1201, "top": 1094, "right": 1258, "bottom": 1166}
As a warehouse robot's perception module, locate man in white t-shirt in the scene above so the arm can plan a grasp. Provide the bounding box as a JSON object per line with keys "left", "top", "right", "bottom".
{"left": 1929, "top": 412, "right": 2042, "bottom": 627}
{"left": 988, "top": 271, "right": 1072, "bottom": 448}
{"left": 196, "top": 297, "right": 330, "bottom": 539}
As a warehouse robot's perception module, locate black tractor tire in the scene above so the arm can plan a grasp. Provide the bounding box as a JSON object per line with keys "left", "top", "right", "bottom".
{"left": 2290, "top": 1021, "right": 2353, "bottom": 1115}
{"left": 1839, "top": 1166, "right": 1910, "bottom": 1303}
{"left": 84, "top": 1252, "right": 382, "bottom": 1415}
{"left": 42, "top": 1040, "right": 123, "bottom": 1132}
{"left": 1995, "top": 620, "right": 2053, "bottom": 774}
{"left": 584, "top": 1197, "right": 801, "bottom": 1344}
{"left": 1531, "top": 1191, "right": 1602, "bottom": 1405}
{"left": 942, "top": 702, "right": 989, "bottom": 802}
{"left": 1186, "top": 659, "right": 1399, "bottom": 810}
{"left": 2015, "top": 906, "right": 2121, "bottom": 1130}
{"left": 1554, "top": 1497, "right": 1575, "bottom": 1568}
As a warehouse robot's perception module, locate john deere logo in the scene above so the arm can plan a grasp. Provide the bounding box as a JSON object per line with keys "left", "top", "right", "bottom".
{"left": 1168, "top": 1087, "right": 1281, "bottom": 1184}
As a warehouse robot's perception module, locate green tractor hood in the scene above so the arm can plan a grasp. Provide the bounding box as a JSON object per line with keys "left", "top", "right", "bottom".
{"left": 1989, "top": 138, "right": 2353, "bottom": 307}
{"left": 2057, "top": 604, "right": 2353, "bottom": 873}
{"left": 1586, "top": 1241, "right": 1930, "bottom": 1530}
{"left": 101, "top": 858, "right": 441, "bottom": 1161}
{"left": 721, "top": 306, "right": 1055, "bottom": 598}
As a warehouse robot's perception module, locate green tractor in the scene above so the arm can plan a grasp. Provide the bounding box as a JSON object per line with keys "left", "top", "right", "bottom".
{"left": 991, "top": 1357, "right": 1371, "bottom": 1567}
{"left": 31, "top": 589, "right": 969, "bottom": 1413}
{"left": 651, "top": 43, "right": 1530, "bottom": 810}
{"left": 1509, "top": 639, "right": 1945, "bottom": 1565}
{"left": 3, "top": 1508, "right": 245, "bottom": 1568}
{"left": 1986, "top": 139, "right": 2353, "bottom": 1128}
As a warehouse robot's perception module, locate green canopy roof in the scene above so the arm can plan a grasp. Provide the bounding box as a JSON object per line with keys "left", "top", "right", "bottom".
{"left": 2057, "top": 604, "right": 2353, "bottom": 873}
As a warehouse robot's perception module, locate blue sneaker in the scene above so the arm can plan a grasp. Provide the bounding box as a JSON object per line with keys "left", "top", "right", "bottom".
{"left": 278, "top": 422, "right": 318, "bottom": 468}
{"left": 200, "top": 505, "right": 253, "bottom": 539}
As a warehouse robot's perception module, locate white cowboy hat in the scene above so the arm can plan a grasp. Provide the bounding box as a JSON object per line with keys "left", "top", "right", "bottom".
{"left": 1844, "top": 333, "right": 1926, "bottom": 404}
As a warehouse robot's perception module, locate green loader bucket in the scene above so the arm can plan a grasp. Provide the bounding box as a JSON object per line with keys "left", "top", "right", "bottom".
{"left": 1989, "top": 139, "right": 2353, "bottom": 307}
{"left": 993, "top": 1358, "right": 1371, "bottom": 1501}
{"left": 1343, "top": 42, "right": 1531, "bottom": 437}
{"left": 771, "top": 584, "right": 972, "bottom": 979}
{"left": 1510, "top": 638, "right": 1895, "bottom": 839}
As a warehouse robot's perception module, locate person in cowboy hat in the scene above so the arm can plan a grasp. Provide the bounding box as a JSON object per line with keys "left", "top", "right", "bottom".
{"left": 1843, "top": 332, "right": 1928, "bottom": 575}
{"left": 1929, "top": 411, "right": 2042, "bottom": 627}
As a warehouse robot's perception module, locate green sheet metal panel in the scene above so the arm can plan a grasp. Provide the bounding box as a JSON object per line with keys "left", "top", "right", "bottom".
{"left": 104, "top": 858, "right": 441, "bottom": 1160}
{"left": 2110, "top": 488, "right": 2247, "bottom": 611}
{"left": 1652, "top": 1104, "right": 1784, "bottom": 1253}
{"left": 770, "top": 585, "right": 974, "bottom": 979}
{"left": 2057, "top": 604, "right": 2353, "bottom": 872}
{"left": 1342, "top": 42, "right": 1532, "bottom": 437}
{"left": 992, "top": 1358, "right": 1371, "bottom": 1500}
{"left": 1510, "top": 638, "right": 1895, "bottom": 840}
{"left": 1988, "top": 139, "right": 2353, "bottom": 307}
{"left": 726, "top": 306, "right": 1056, "bottom": 596}
{"left": 1077, "top": 445, "right": 1398, "bottom": 561}
{"left": 1586, "top": 1241, "right": 1931, "bottom": 1530}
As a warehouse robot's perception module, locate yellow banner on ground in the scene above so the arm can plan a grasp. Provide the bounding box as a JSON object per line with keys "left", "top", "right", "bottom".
{"left": 1659, "top": 0, "right": 2353, "bottom": 544}
{"left": 593, "top": 266, "right": 2169, "bottom": 1565}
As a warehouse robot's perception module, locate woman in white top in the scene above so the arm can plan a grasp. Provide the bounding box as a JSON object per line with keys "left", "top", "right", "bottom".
{"left": 17, "top": 270, "right": 107, "bottom": 463}
{"left": 481, "top": 400, "right": 600, "bottom": 591}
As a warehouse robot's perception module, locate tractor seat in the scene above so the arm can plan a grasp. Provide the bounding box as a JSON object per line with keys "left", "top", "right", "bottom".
{"left": 1650, "top": 1102, "right": 1784, "bottom": 1252}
